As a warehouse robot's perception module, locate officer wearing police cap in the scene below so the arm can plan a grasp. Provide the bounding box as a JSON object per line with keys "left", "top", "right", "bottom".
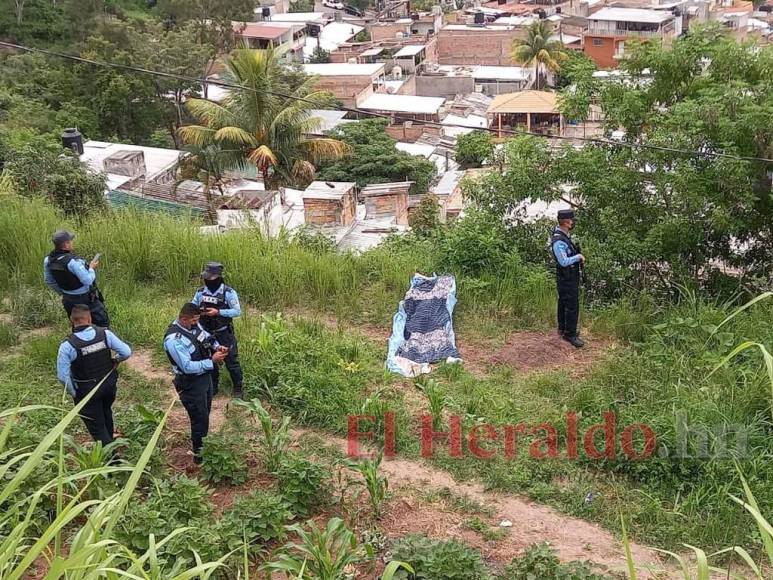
{"left": 192, "top": 262, "right": 243, "bottom": 398}
{"left": 550, "top": 209, "right": 586, "bottom": 348}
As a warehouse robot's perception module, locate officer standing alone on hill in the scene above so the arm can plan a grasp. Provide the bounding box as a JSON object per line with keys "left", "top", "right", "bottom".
{"left": 57, "top": 304, "right": 132, "bottom": 446}
{"left": 164, "top": 303, "right": 228, "bottom": 463}
{"left": 550, "top": 209, "right": 586, "bottom": 348}
{"left": 44, "top": 230, "right": 110, "bottom": 328}
{"left": 192, "top": 262, "right": 243, "bottom": 399}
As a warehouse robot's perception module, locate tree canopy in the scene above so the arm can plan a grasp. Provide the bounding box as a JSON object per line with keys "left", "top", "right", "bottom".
{"left": 316, "top": 119, "right": 437, "bottom": 193}
{"left": 467, "top": 25, "right": 773, "bottom": 296}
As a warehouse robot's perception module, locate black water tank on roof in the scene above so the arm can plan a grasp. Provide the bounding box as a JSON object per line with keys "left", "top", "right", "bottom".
{"left": 262, "top": 7, "right": 271, "bottom": 17}
{"left": 474, "top": 11, "right": 485, "bottom": 23}
{"left": 61, "top": 128, "right": 84, "bottom": 155}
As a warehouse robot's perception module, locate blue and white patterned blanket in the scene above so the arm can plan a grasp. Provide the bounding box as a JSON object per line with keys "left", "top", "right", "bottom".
{"left": 386, "top": 274, "right": 460, "bottom": 376}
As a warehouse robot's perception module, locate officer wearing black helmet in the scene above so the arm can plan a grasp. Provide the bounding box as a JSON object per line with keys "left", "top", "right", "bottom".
{"left": 550, "top": 209, "right": 586, "bottom": 348}
{"left": 43, "top": 230, "right": 110, "bottom": 328}
{"left": 192, "top": 262, "right": 243, "bottom": 399}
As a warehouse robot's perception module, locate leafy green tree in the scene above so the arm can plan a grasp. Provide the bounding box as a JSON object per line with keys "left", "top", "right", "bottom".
{"left": 179, "top": 48, "right": 348, "bottom": 187}
{"left": 309, "top": 46, "right": 332, "bottom": 64}
{"left": 5, "top": 143, "right": 106, "bottom": 216}
{"left": 454, "top": 131, "right": 494, "bottom": 168}
{"left": 511, "top": 21, "right": 566, "bottom": 90}
{"left": 467, "top": 26, "right": 773, "bottom": 295}
{"left": 317, "top": 119, "right": 437, "bottom": 192}
{"left": 289, "top": 0, "right": 314, "bottom": 12}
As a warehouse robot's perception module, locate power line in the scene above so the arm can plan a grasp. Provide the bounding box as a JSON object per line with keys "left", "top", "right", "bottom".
{"left": 2, "top": 40, "right": 771, "bottom": 163}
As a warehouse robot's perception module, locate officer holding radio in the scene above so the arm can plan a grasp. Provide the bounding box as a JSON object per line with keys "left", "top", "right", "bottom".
{"left": 191, "top": 262, "right": 243, "bottom": 398}
{"left": 163, "top": 302, "right": 228, "bottom": 463}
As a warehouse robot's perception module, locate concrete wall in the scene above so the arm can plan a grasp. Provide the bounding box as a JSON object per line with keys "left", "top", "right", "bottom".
{"left": 583, "top": 35, "right": 621, "bottom": 68}
{"left": 415, "top": 74, "right": 474, "bottom": 97}
{"left": 365, "top": 192, "right": 409, "bottom": 225}
{"left": 217, "top": 194, "right": 284, "bottom": 236}
{"left": 370, "top": 22, "right": 411, "bottom": 41}
{"left": 436, "top": 28, "right": 523, "bottom": 65}
{"left": 303, "top": 192, "right": 356, "bottom": 226}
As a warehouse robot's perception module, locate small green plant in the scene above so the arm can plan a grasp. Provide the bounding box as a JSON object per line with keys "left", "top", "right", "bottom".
{"left": 390, "top": 534, "right": 492, "bottom": 579}
{"left": 69, "top": 438, "right": 122, "bottom": 498}
{"left": 235, "top": 398, "right": 290, "bottom": 473}
{"left": 276, "top": 453, "right": 330, "bottom": 517}
{"left": 218, "top": 489, "right": 292, "bottom": 556}
{"left": 465, "top": 517, "right": 508, "bottom": 542}
{"left": 264, "top": 517, "right": 378, "bottom": 579}
{"left": 346, "top": 453, "right": 389, "bottom": 519}
{"left": 415, "top": 377, "right": 445, "bottom": 431}
{"left": 151, "top": 475, "right": 213, "bottom": 524}
{"left": 199, "top": 431, "right": 249, "bottom": 485}
{"left": 503, "top": 542, "right": 608, "bottom": 579}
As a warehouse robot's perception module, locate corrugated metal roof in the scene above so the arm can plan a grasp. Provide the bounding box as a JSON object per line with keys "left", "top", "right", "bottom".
{"left": 359, "top": 94, "right": 445, "bottom": 114}
{"left": 589, "top": 7, "right": 674, "bottom": 23}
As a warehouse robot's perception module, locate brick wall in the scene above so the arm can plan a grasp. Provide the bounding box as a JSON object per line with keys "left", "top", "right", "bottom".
{"left": 436, "top": 28, "right": 524, "bottom": 65}
{"left": 365, "top": 192, "right": 409, "bottom": 225}
{"left": 312, "top": 75, "right": 377, "bottom": 108}
{"left": 385, "top": 123, "right": 441, "bottom": 142}
{"left": 303, "top": 194, "right": 355, "bottom": 226}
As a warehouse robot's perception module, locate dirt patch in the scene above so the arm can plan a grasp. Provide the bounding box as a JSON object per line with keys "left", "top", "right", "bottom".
{"left": 293, "top": 427, "right": 668, "bottom": 579}
{"left": 124, "top": 348, "right": 172, "bottom": 383}
{"left": 461, "top": 330, "right": 617, "bottom": 377}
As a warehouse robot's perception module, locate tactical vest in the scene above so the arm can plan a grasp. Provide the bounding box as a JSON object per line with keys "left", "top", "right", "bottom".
{"left": 164, "top": 322, "right": 212, "bottom": 374}
{"left": 47, "top": 250, "right": 84, "bottom": 291}
{"left": 66, "top": 326, "right": 115, "bottom": 386}
{"left": 197, "top": 285, "right": 233, "bottom": 333}
{"left": 550, "top": 228, "right": 581, "bottom": 281}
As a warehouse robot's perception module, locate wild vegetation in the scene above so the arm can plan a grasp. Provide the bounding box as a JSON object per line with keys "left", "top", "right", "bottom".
{"left": 0, "top": 4, "right": 772, "bottom": 578}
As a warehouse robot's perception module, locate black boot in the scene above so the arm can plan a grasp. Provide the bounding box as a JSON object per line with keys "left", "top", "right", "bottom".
{"left": 233, "top": 385, "right": 243, "bottom": 399}
{"left": 562, "top": 334, "right": 585, "bottom": 348}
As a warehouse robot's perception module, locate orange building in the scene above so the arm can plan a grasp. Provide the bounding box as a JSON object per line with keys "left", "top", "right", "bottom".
{"left": 582, "top": 8, "right": 681, "bottom": 68}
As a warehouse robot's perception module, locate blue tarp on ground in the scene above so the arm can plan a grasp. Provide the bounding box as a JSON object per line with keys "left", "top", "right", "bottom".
{"left": 386, "top": 273, "right": 460, "bottom": 376}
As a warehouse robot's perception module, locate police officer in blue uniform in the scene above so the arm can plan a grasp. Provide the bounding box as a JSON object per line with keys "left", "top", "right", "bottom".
{"left": 550, "top": 209, "right": 586, "bottom": 348}
{"left": 192, "top": 262, "right": 243, "bottom": 399}
{"left": 44, "top": 230, "right": 110, "bottom": 328}
{"left": 163, "top": 303, "right": 228, "bottom": 463}
{"left": 57, "top": 304, "right": 132, "bottom": 445}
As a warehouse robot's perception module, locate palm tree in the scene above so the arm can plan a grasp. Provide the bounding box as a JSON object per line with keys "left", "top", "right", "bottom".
{"left": 511, "top": 21, "right": 567, "bottom": 90}
{"left": 178, "top": 48, "right": 349, "bottom": 188}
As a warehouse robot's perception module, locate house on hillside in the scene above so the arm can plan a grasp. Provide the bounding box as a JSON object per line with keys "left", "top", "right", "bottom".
{"left": 303, "top": 63, "right": 387, "bottom": 108}
{"left": 231, "top": 22, "right": 306, "bottom": 60}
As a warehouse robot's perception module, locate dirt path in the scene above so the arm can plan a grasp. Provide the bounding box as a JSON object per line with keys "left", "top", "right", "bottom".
{"left": 125, "top": 347, "right": 670, "bottom": 578}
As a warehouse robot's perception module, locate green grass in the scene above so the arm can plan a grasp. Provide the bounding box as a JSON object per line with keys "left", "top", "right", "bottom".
{"left": 1, "top": 198, "right": 772, "bottom": 568}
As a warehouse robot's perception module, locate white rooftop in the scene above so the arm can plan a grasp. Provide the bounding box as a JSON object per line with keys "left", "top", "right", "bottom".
{"left": 359, "top": 94, "right": 445, "bottom": 114}
{"left": 303, "top": 62, "right": 384, "bottom": 76}
{"left": 265, "top": 11, "right": 326, "bottom": 22}
{"left": 472, "top": 65, "right": 530, "bottom": 81}
{"left": 308, "top": 109, "right": 351, "bottom": 133}
{"left": 492, "top": 15, "right": 537, "bottom": 26}
{"left": 80, "top": 141, "right": 183, "bottom": 189}
{"left": 360, "top": 47, "right": 384, "bottom": 57}
{"left": 303, "top": 180, "right": 356, "bottom": 198}
{"left": 443, "top": 24, "right": 516, "bottom": 31}
{"left": 431, "top": 169, "right": 465, "bottom": 196}
{"left": 396, "top": 142, "right": 435, "bottom": 157}
{"left": 393, "top": 44, "right": 426, "bottom": 58}
{"left": 304, "top": 21, "right": 364, "bottom": 57}
{"left": 589, "top": 7, "right": 674, "bottom": 23}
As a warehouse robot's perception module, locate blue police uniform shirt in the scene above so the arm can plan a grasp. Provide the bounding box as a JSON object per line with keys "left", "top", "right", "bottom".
{"left": 191, "top": 284, "right": 241, "bottom": 319}
{"left": 43, "top": 255, "right": 96, "bottom": 295}
{"left": 552, "top": 238, "right": 582, "bottom": 268}
{"left": 57, "top": 327, "right": 132, "bottom": 397}
{"left": 163, "top": 321, "right": 218, "bottom": 376}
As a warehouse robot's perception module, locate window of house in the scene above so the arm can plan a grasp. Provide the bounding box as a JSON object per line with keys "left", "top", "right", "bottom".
{"left": 592, "top": 38, "right": 603, "bottom": 46}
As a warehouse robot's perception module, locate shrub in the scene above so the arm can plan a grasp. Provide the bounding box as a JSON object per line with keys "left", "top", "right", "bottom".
{"left": 503, "top": 542, "right": 609, "bottom": 579}
{"left": 218, "top": 490, "right": 292, "bottom": 555}
{"left": 390, "top": 535, "right": 491, "bottom": 580}
{"left": 200, "top": 431, "right": 249, "bottom": 485}
{"left": 276, "top": 454, "right": 330, "bottom": 517}
{"left": 439, "top": 209, "right": 518, "bottom": 277}
{"left": 409, "top": 194, "right": 442, "bottom": 238}
{"left": 151, "top": 475, "right": 212, "bottom": 524}
{"left": 455, "top": 131, "right": 494, "bottom": 168}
